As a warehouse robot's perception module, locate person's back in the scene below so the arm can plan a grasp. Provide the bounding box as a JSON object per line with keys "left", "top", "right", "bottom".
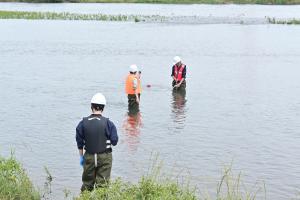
{"left": 76, "top": 93, "right": 118, "bottom": 191}
{"left": 82, "top": 115, "right": 109, "bottom": 154}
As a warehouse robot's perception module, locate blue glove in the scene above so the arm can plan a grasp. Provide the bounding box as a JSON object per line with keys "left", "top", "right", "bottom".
{"left": 80, "top": 155, "right": 84, "bottom": 167}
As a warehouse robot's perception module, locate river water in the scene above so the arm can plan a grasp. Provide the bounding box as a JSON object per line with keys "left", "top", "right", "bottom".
{"left": 0, "top": 3, "right": 300, "bottom": 200}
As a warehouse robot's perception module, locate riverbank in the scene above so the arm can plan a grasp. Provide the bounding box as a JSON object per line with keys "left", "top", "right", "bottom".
{"left": 268, "top": 17, "right": 300, "bottom": 24}
{"left": 1, "top": 10, "right": 300, "bottom": 24}
{"left": 0, "top": 155, "right": 265, "bottom": 199}
{"left": 0, "top": 10, "right": 137, "bottom": 21}
{"left": 0, "top": 0, "right": 300, "bottom": 4}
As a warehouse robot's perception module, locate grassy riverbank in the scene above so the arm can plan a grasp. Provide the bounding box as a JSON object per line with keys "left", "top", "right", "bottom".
{"left": 75, "top": 0, "right": 300, "bottom": 4}
{"left": 268, "top": 17, "right": 300, "bottom": 24}
{"left": 1, "top": 10, "right": 300, "bottom": 25}
{"left": 0, "top": 154, "right": 265, "bottom": 200}
{"left": 77, "top": 166, "right": 264, "bottom": 200}
{"left": 78, "top": 158, "right": 197, "bottom": 200}
{"left": 0, "top": 154, "right": 40, "bottom": 200}
{"left": 1, "top": 0, "right": 300, "bottom": 4}
{"left": 0, "top": 10, "right": 145, "bottom": 21}
{"left": 78, "top": 178, "right": 197, "bottom": 200}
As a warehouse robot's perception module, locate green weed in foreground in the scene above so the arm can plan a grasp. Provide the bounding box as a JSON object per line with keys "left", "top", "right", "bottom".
{"left": 0, "top": 153, "right": 267, "bottom": 200}
{"left": 78, "top": 177, "right": 197, "bottom": 200}
{"left": 77, "top": 158, "right": 265, "bottom": 200}
{"left": 0, "top": 154, "right": 40, "bottom": 200}
{"left": 77, "top": 155, "right": 197, "bottom": 200}
{"left": 214, "top": 167, "right": 265, "bottom": 200}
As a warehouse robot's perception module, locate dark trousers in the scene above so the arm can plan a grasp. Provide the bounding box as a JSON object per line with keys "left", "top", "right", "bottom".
{"left": 172, "top": 80, "right": 186, "bottom": 90}
{"left": 81, "top": 152, "right": 112, "bottom": 192}
{"left": 128, "top": 94, "right": 140, "bottom": 114}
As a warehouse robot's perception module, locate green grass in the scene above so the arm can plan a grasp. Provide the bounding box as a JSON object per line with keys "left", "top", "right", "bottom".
{"left": 75, "top": 0, "right": 300, "bottom": 4}
{"left": 268, "top": 17, "right": 300, "bottom": 24}
{"left": 1, "top": 10, "right": 300, "bottom": 25}
{"left": 0, "top": 10, "right": 144, "bottom": 21}
{"left": 76, "top": 156, "right": 265, "bottom": 200}
{"left": 0, "top": 154, "right": 40, "bottom": 200}
{"left": 0, "top": 10, "right": 167, "bottom": 22}
{"left": 77, "top": 157, "right": 197, "bottom": 200}
{"left": 214, "top": 167, "right": 265, "bottom": 200}
{"left": 77, "top": 177, "right": 197, "bottom": 200}
{"left": 0, "top": 153, "right": 268, "bottom": 200}
{"left": 1, "top": 0, "right": 300, "bottom": 4}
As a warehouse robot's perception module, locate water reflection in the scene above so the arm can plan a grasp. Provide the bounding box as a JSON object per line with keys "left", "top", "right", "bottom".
{"left": 122, "top": 109, "right": 143, "bottom": 153}
{"left": 171, "top": 88, "right": 187, "bottom": 129}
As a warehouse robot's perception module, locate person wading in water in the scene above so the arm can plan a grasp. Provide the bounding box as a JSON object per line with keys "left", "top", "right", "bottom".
{"left": 125, "top": 64, "right": 141, "bottom": 113}
{"left": 171, "top": 56, "right": 187, "bottom": 91}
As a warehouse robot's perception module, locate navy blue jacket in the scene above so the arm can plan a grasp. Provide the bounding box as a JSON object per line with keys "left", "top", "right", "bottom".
{"left": 76, "top": 114, "right": 118, "bottom": 150}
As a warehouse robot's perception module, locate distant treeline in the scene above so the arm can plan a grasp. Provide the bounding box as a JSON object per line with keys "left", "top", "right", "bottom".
{"left": 1, "top": 0, "right": 300, "bottom": 4}
{"left": 0, "top": 0, "right": 64, "bottom": 3}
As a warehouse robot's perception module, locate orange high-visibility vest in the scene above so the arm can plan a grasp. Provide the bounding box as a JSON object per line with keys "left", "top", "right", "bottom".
{"left": 125, "top": 74, "right": 138, "bottom": 95}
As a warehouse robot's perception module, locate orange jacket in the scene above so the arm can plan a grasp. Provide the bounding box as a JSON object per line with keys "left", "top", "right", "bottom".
{"left": 126, "top": 74, "right": 141, "bottom": 94}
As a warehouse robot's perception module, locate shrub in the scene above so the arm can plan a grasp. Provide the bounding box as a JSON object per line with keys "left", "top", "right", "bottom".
{"left": 0, "top": 154, "right": 40, "bottom": 200}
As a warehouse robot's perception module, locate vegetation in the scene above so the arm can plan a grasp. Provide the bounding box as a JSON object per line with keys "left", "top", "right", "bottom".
{"left": 77, "top": 177, "right": 197, "bottom": 200}
{"left": 77, "top": 169, "right": 265, "bottom": 200}
{"left": 268, "top": 17, "right": 300, "bottom": 25}
{"left": 0, "top": 10, "right": 141, "bottom": 21}
{"left": 77, "top": 157, "right": 197, "bottom": 200}
{"left": 1, "top": 10, "right": 300, "bottom": 25}
{"left": 0, "top": 0, "right": 64, "bottom": 3}
{"left": 77, "top": 156, "right": 265, "bottom": 200}
{"left": 212, "top": 167, "right": 265, "bottom": 200}
{"left": 0, "top": 152, "right": 268, "bottom": 200}
{"left": 0, "top": 10, "right": 166, "bottom": 22}
{"left": 0, "top": 154, "right": 40, "bottom": 200}
{"left": 74, "top": 0, "right": 300, "bottom": 4}
{"left": 1, "top": 0, "right": 300, "bottom": 4}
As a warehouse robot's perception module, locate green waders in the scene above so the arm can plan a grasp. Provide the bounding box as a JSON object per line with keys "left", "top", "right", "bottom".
{"left": 128, "top": 94, "right": 140, "bottom": 113}
{"left": 81, "top": 152, "right": 112, "bottom": 192}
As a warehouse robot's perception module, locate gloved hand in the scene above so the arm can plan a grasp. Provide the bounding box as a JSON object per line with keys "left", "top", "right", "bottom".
{"left": 79, "top": 155, "right": 84, "bottom": 167}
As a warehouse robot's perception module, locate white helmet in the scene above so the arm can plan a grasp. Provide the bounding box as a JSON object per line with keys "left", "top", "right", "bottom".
{"left": 173, "top": 56, "right": 181, "bottom": 64}
{"left": 91, "top": 93, "right": 106, "bottom": 105}
{"left": 129, "top": 64, "right": 138, "bottom": 73}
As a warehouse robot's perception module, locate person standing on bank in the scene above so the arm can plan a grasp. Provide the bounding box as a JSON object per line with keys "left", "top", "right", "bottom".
{"left": 125, "top": 64, "right": 141, "bottom": 112}
{"left": 76, "top": 93, "right": 118, "bottom": 192}
{"left": 171, "top": 56, "right": 186, "bottom": 90}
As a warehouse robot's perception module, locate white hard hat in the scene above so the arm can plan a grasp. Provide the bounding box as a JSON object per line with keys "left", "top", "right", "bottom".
{"left": 91, "top": 93, "right": 106, "bottom": 105}
{"left": 129, "top": 64, "right": 138, "bottom": 73}
{"left": 173, "top": 56, "right": 181, "bottom": 64}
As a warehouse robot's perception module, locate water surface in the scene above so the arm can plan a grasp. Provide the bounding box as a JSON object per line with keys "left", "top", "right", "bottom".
{"left": 0, "top": 10, "right": 300, "bottom": 199}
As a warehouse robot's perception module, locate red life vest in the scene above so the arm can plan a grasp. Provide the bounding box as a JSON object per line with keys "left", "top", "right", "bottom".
{"left": 174, "top": 64, "right": 185, "bottom": 81}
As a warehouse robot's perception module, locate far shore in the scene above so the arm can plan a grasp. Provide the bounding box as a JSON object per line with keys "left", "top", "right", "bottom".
{"left": 0, "top": 10, "right": 299, "bottom": 25}
{"left": 0, "top": 0, "right": 300, "bottom": 5}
